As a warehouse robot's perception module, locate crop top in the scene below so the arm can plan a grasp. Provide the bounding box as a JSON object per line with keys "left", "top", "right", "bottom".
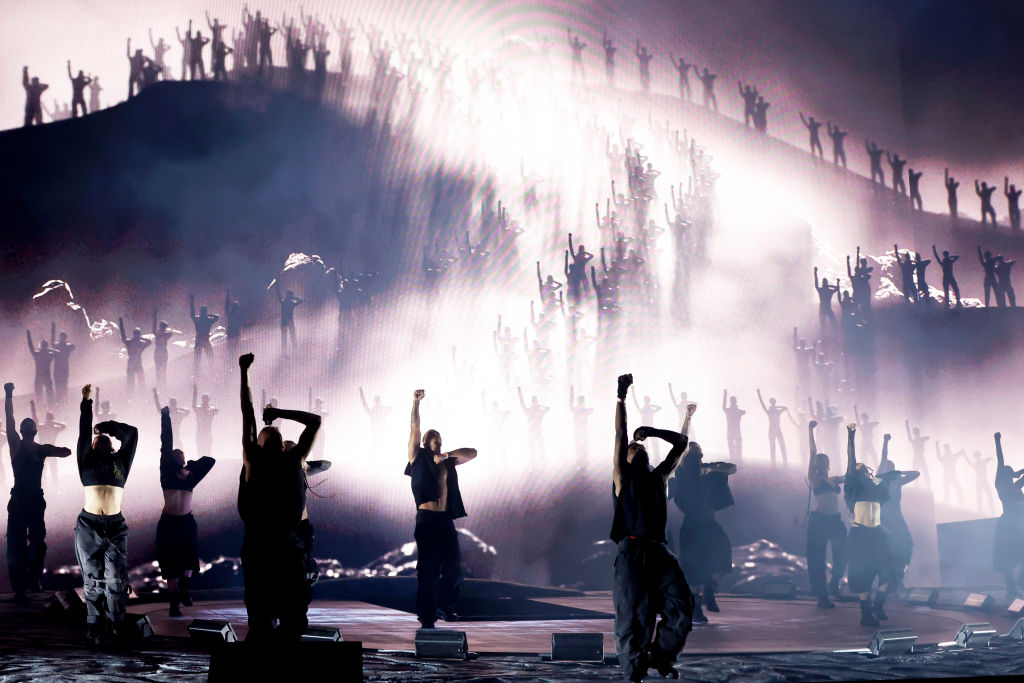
{"left": 77, "top": 398, "right": 137, "bottom": 487}
{"left": 405, "top": 447, "right": 466, "bottom": 519}
{"left": 159, "top": 409, "right": 215, "bottom": 491}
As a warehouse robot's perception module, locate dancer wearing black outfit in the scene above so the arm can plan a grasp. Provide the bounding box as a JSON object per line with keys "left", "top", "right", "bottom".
{"left": 806, "top": 420, "right": 846, "bottom": 608}
{"left": 75, "top": 383, "right": 138, "bottom": 645}
{"left": 26, "top": 330, "right": 56, "bottom": 406}
{"left": 932, "top": 245, "right": 962, "bottom": 308}
{"left": 611, "top": 373, "right": 694, "bottom": 681}
{"left": 876, "top": 434, "right": 919, "bottom": 590}
{"left": 118, "top": 318, "right": 151, "bottom": 392}
{"left": 190, "top": 295, "right": 219, "bottom": 372}
{"left": 158, "top": 405, "right": 215, "bottom": 616}
{"left": 152, "top": 312, "right": 175, "bottom": 388}
{"left": 5, "top": 383, "right": 71, "bottom": 600}
{"left": 406, "top": 389, "right": 477, "bottom": 629}
{"left": 844, "top": 422, "right": 893, "bottom": 626}
{"left": 51, "top": 324, "right": 75, "bottom": 404}
{"left": 993, "top": 432, "right": 1024, "bottom": 598}
{"left": 237, "top": 353, "right": 321, "bottom": 642}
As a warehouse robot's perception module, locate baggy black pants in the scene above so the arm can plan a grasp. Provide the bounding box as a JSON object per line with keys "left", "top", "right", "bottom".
{"left": 613, "top": 538, "right": 694, "bottom": 680}
{"left": 414, "top": 510, "right": 462, "bottom": 625}
{"left": 74, "top": 510, "right": 129, "bottom": 626}
{"left": 241, "top": 523, "right": 312, "bottom": 642}
{"left": 806, "top": 511, "right": 847, "bottom": 598}
{"left": 7, "top": 488, "right": 47, "bottom": 593}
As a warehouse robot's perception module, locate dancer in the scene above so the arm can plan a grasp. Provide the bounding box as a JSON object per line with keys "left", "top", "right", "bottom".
{"left": 192, "top": 385, "right": 218, "bottom": 460}
{"left": 50, "top": 324, "right": 75, "bottom": 404}
{"left": 31, "top": 401, "right": 66, "bottom": 490}
{"left": 126, "top": 40, "right": 146, "bottom": 97}
{"left": 756, "top": 389, "right": 789, "bottom": 469}
{"left": 635, "top": 41, "right": 653, "bottom": 92}
{"left": 1005, "top": 177, "right": 1022, "bottom": 231}
{"left": 721, "top": 389, "right": 744, "bottom": 463}
{"left": 814, "top": 267, "right": 839, "bottom": 331}
{"left": 176, "top": 22, "right": 193, "bottom": 80}
{"left": 992, "top": 432, "right": 1024, "bottom": 598}
{"left": 631, "top": 387, "right": 662, "bottom": 458}
{"left": 118, "top": 319, "right": 151, "bottom": 392}
{"left": 936, "top": 443, "right": 964, "bottom": 505}
{"left": 944, "top": 168, "right": 960, "bottom": 220}
{"left": 566, "top": 29, "right": 585, "bottom": 78}
{"left": 976, "top": 180, "right": 998, "bottom": 226}
{"left": 886, "top": 152, "right": 907, "bottom": 194}
{"left": 148, "top": 28, "right": 172, "bottom": 80}
{"left": 799, "top": 113, "right": 824, "bottom": 159}
{"left": 877, "top": 434, "right": 919, "bottom": 591}
{"left": 276, "top": 284, "right": 303, "bottom": 354}
{"left": 847, "top": 247, "right": 874, "bottom": 317}
{"left": 854, "top": 406, "right": 879, "bottom": 466}
{"left": 67, "top": 61, "right": 91, "bottom": 118}
{"left": 26, "top": 329, "right": 56, "bottom": 406}
{"left": 826, "top": 121, "right": 847, "bottom": 168}
{"left": 806, "top": 420, "right": 846, "bottom": 608}
{"left": 190, "top": 295, "right": 219, "bottom": 371}
{"left": 5, "top": 383, "right": 71, "bottom": 600}
{"left": 978, "top": 248, "right": 1001, "bottom": 308}
{"left": 87, "top": 74, "right": 102, "bottom": 113}
{"left": 602, "top": 32, "right": 616, "bottom": 84}
{"left": 893, "top": 244, "right": 918, "bottom": 304}
{"left": 406, "top": 388, "right": 477, "bottom": 629}
{"left": 905, "top": 420, "right": 930, "bottom": 486}
{"left": 518, "top": 387, "right": 550, "bottom": 458}
{"left": 931, "top": 245, "right": 962, "bottom": 308}
{"left": 865, "top": 141, "right": 885, "bottom": 185}
{"left": 908, "top": 168, "right": 924, "bottom": 210}
{"left": 158, "top": 404, "right": 215, "bottom": 616}
{"left": 995, "top": 255, "right": 1016, "bottom": 308}
{"left": 237, "top": 353, "right": 321, "bottom": 642}
{"left": 358, "top": 388, "right": 392, "bottom": 434}
{"left": 22, "top": 67, "right": 48, "bottom": 127}
{"left": 844, "top": 422, "right": 893, "bottom": 626}
{"left": 612, "top": 373, "right": 694, "bottom": 681}
{"left": 971, "top": 451, "right": 994, "bottom": 515}
{"left": 76, "top": 384, "right": 138, "bottom": 644}
{"left": 152, "top": 312, "right": 175, "bottom": 387}
{"left": 670, "top": 55, "right": 692, "bottom": 101}
{"left": 738, "top": 82, "right": 757, "bottom": 127}
{"left": 569, "top": 385, "right": 594, "bottom": 458}
{"left": 698, "top": 67, "right": 717, "bottom": 111}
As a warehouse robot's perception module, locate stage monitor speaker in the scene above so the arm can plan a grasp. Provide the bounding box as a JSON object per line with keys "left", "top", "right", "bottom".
{"left": 551, "top": 633, "right": 604, "bottom": 662}
{"left": 904, "top": 588, "right": 938, "bottom": 607}
{"left": 1006, "top": 598, "right": 1024, "bottom": 616}
{"left": 868, "top": 628, "right": 917, "bottom": 656}
{"left": 128, "top": 614, "right": 154, "bottom": 638}
{"left": 209, "top": 641, "right": 362, "bottom": 681}
{"left": 1006, "top": 618, "right": 1024, "bottom": 641}
{"left": 300, "top": 626, "right": 343, "bottom": 642}
{"left": 44, "top": 590, "right": 86, "bottom": 621}
{"left": 188, "top": 619, "right": 238, "bottom": 645}
{"left": 954, "top": 622, "right": 996, "bottom": 648}
{"left": 964, "top": 593, "right": 995, "bottom": 611}
{"left": 415, "top": 628, "right": 468, "bottom": 660}
{"left": 761, "top": 581, "right": 796, "bottom": 599}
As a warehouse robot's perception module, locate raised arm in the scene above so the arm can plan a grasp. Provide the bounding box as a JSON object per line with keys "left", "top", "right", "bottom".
{"left": 668, "top": 382, "right": 680, "bottom": 408}
{"left": 756, "top": 389, "right": 768, "bottom": 413}
{"left": 160, "top": 406, "right": 173, "bottom": 459}
{"left": 650, "top": 403, "right": 695, "bottom": 477}
{"left": 239, "top": 354, "right": 256, "bottom": 458}
{"left": 613, "top": 374, "right": 632, "bottom": 496}
{"left": 978, "top": 246, "right": 985, "bottom": 265}
{"left": 408, "top": 389, "right": 423, "bottom": 464}
{"left": 995, "top": 432, "right": 1004, "bottom": 472}
{"left": 77, "top": 385, "right": 92, "bottom": 468}
{"left": 118, "top": 318, "right": 128, "bottom": 346}
{"left": 4, "top": 383, "right": 19, "bottom": 454}
{"left": 881, "top": 432, "right": 891, "bottom": 464}
{"left": 190, "top": 294, "right": 197, "bottom": 320}
{"left": 153, "top": 387, "right": 162, "bottom": 413}
{"left": 26, "top": 329, "right": 34, "bottom": 354}
{"left": 846, "top": 255, "right": 853, "bottom": 279}
{"left": 807, "top": 420, "right": 819, "bottom": 482}
{"left": 265, "top": 406, "right": 321, "bottom": 455}
{"left": 846, "top": 423, "right": 857, "bottom": 476}
{"left": 359, "top": 387, "right": 370, "bottom": 413}
{"left": 721, "top": 389, "right": 728, "bottom": 412}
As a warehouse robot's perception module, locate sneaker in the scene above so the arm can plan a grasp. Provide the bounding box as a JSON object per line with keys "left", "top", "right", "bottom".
{"left": 692, "top": 603, "right": 708, "bottom": 625}
{"left": 437, "top": 607, "right": 460, "bottom": 622}
{"left": 650, "top": 660, "right": 679, "bottom": 679}
{"left": 873, "top": 602, "right": 888, "bottom": 622}
{"left": 816, "top": 596, "right": 836, "bottom": 609}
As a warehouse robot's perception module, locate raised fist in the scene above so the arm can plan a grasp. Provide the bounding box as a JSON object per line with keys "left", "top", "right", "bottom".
{"left": 847, "top": 423, "right": 857, "bottom": 432}
{"left": 82, "top": 384, "right": 92, "bottom": 400}
{"left": 883, "top": 433, "right": 891, "bottom": 441}
{"left": 633, "top": 427, "right": 651, "bottom": 441}
{"left": 414, "top": 389, "right": 425, "bottom": 401}
{"left": 809, "top": 420, "right": 817, "bottom": 429}
{"left": 239, "top": 353, "right": 254, "bottom": 369}
{"left": 995, "top": 432, "right": 1002, "bottom": 440}
{"left": 617, "top": 373, "right": 633, "bottom": 399}
{"left": 3, "top": 382, "right": 13, "bottom": 396}
{"left": 686, "top": 403, "right": 697, "bottom": 416}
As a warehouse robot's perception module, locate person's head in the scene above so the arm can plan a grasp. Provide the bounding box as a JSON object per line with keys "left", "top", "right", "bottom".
{"left": 423, "top": 429, "right": 442, "bottom": 453}
{"left": 642, "top": 395, "right": 651, "bottom": 406}
{"left": 729, "top": 396, "right": 737, "bottom": 407}
{"left": 860, "top": 257, "right": 868, "bottom": 268}
{"left": 626, "top": 441, "right": 649, "bottom": 468}
{"left": 912, "top": 427, "right": 920, "bottom": 436}
{"left": 201, "top": 394, "right": 211, "bottom": 407}
{"left": 576, "top": 244, "right": 586, "bottom": 254}
{"left": 861, "top": 412, "right": 868, "bottom": 422}
{"left": 200, "top": 305, "right": 208, "bottom": 316}
{"left": 100, "top": 400, "right": 111, "bottom": 412}
{"left": 687, "top": 441, "right": 704, "bottom": 461}
{"left": 40, "top": 339, "right": 48, "bottom": 350}
{"left": 31, "top": 76, "right": 39, "bottom": 85}
{"left": 132, "top": 327, "right": 142, "bottom": 340}
{"left": 999, "top": 464, "right": 1015, "bottom": 479}
{"left": 985, "top": 250, "right": 992, "bottom": 259}
{"left": 92, "top": 433, "right": 112, "bottom": 453}
{"left": 530, "top": 395, "right": 539, "bottom": 406}
{"left": 856, "top": 462, "right": 874, "bottom": 477}
{"left": 45, "top": 412, "right": 54, "bottom": 423}
{"left": 373, "top": 396, "right": 381, "bottom": 406}
{"left": 169, "top": 397, "right": 178, "bottom": 410}
{"left": 974, "top": 450, "right": 982, "bottom": 460}
{"left": 257, "top": 425, "right": 283, "bottom": 453}
{"left": 814, "top": 452, "right": 830, "bottom": 473}
{"left": 914, "top": 252, "right": 921, "bottom": 262}
{"left": 159, "top": 321, "right": 168, "bottom": 331}
{"left": 768, "top": 397, "right": 777, "bottom": 407}
{"left": 19, "top": 418, "right": 37, "bottom": 439}
{"left": 171, "top": 448, "right": 185, "bottom": 469}
{"left": 286, "top": 289, "right": 295, "bottom": 298}
{"left": 59, "top": 332, "right": 68, "bottom": 343}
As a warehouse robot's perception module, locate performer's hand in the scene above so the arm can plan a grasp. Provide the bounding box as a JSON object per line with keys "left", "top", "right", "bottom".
{"left": 883, "top": 433, "right": 891, "bottom": 441}
{"left": 82, "top": 384, "right": 91, "bottom": 400}
{"left": 686, "top": 403, "right": 697, "bottom": 416}
{"left": 617, "top": 373, "right": 633, "bottom": 399}
{"left": 262, "top": 405, "right": 278, "bottom": 423}
{"left": 809, "top": 420, "right": 817, "bottom": 429}
{"left": 995, "top": 431, "right": 1002, "bottom": 440}
{"left": 3, "top": 382, "right": 13, "bottom": 396}
{"left": 239, "top": 353, "right": 254, "bottom": 369}
{"left": 414, "top": 389, "right": 425, "bottom": 401}
{"left": 847, "top": 423, "right": 857, "bottom": 432}
{"left": 633, "top": 427, "right": 651, "bottom": 441}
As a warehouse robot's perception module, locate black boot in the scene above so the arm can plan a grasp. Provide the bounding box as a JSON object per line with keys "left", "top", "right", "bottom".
{"left": 704, "top": 582, "right": 720, "bottom": 612}
{"left": 169, "top": 588, "right": 182, "bottom": 617}
{"left": 179, "top": 576, "right": 192, "bottom": 607}
{"left": 692, "top": 595, "right": 708, "bottom": 625}
{"left": 873, "top": 593, "right": 888, "bottom": 622}
{"left": 816, "top": 595, "right": 835, "bottom": 609}
{"left": 859, "top": 599, "right": 879, "bottom": 627}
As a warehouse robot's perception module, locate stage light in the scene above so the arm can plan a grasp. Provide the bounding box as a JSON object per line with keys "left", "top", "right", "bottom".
{"left": 414, "top": 628, "right": 469, "bottom": 659}
{"left": 300, "top": 626, "right": 343, "bottom": 642}
{"left": 761, "top": 581, "right": 796, "bottom": 599}
{"left": 551, "top": 633, "right": 604, "bottom": 662}
{"left": 1006, "top": 598, "right": 1024, "bottom": 615}
{"left": 904, "top": 588, "right": 938, "bottom": 607}
{"left": 868, "top": 628, "right": 917, "bottom": 656}
{"left": 187, "top": 619, "right": 238, "bottom": 645}
{"left": 954, "top": 623, "right": 996, "bottom": 648}
{"left": 964, "top": 593, "right": 995, "bottom": 611}
{"left": 1006, "top": 618, "right": 1024, "bottom": 641}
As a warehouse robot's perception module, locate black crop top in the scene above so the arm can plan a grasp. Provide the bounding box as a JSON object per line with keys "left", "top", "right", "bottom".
{"left": 159, "top": 409, "right": 215, "bottom": 491}
{"left": 77, "top": 398, "right": 137, "bottom": 487}
{"left": 405, "top": 447, "right": 466, "bottom": 519}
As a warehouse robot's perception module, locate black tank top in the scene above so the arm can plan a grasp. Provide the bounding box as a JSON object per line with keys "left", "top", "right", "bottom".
{"left": 405, "top": 447, "right": 466, "bottom": 519}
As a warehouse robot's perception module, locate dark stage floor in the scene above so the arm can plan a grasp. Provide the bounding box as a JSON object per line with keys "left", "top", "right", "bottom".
{"left": 3, "top": 589, "right": 1024, "bottom": 681}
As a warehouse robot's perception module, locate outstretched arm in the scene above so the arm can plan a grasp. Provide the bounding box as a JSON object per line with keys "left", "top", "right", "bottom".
{"left": 613, "top": 374, "right": 632, "bottom": 496}
{"left": 26, "top": 329, "right": 34, "bottom": 354}
{"left": 995, "top": 432, "right": 1004, "bottom": 473}
{"left": 846, "top": 423, "right": 857, "bottom": 476}
{"left": 152, "top": 388, "right": 161, "bottom": 413}
{"left": 118, "top": 318, "right": 128, "bottom": 346}
{"left": 649, "top": 404, "right": 695, "bottom": 477}
{"left": 77, "top": 385, "right": 92, "bottom": 469}
{"left": 264, "top": 406, "right": 321, "bottom": 455}
{"left": 160, "top": 406, "right": 173, "bottom": 459}
{"left": 881, "top": 433, "right": 891, "bottom": 463}
{"left": 190, "top": 294, "right": 197, "bottom": 320}
{"left": 239, "top": 354, "right": 256, "bottom": 476}
{"left": 409, "top": 389, "right": 423, "bottom": 464}
{"left": 5, "top": 383, "right": 19, "bottom": 453}
{"left": 807, "top": 420, "right": 819, "bottom": 482}
{"left": 721, "top": 389, "right": 728, "bottom": 412}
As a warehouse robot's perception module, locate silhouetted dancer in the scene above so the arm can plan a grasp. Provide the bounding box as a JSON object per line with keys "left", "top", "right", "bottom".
{"left": 191, "top": 385, "right": 218, "bottom": 461}
{"left": 87, "top": 75, "right": 102, "bottom": 112}
{"left": 756, "top": 389, "right": 789, "bottom": 469}
{"left": 908, "top": 168, "right": 923, "bottom": 210}
{"left": 536, "top": 261, "right": 563, "bottom": 308}
{"left": 237, "top": 353, "right": 321, "bottom": 641}
{"left": 886, "top": 152, "right": 906, "bottom": 194}
{"left": 258, "top": 16, "right": 277, "bottom": 75}
{"left": 5, "top": 383, "right": 71, "bottom": 600}
{"left": 865, "top": 141, "right": 885, "bottom": 185}
{"left": 567, "top": 28, "right": 585, "bottom": 78}
{"left": 931, "top": 245, "right": 962, "bottom": 308}
{"left": 893, "top": 244, "right": 919, "bottom": 303}
{"left": 66, "top": 61, "right": 90, "bottom": 117}
{"left": 668, "top": 54, "right": 692, "bottom": 101}
{"left": 814, "top": 266, "right": 839, "bottom": 331}
{"left": 118, "top": 318, "right": 150, "bottom": 392}
{"left": 979, "top": 248, "right": 1001, "bottom": 307}
{"left": 738, "top": 83, "right": 757, "bottom": 126}
{"left": 611, "top": 373, "right": 694, "bottom": 680}
{"left": 913, "top": 252, "right": 931, "bottom": 302}
{"left": 22, "top": 67, "right": 48, "bottom": 127}
{"left": 631, "top": 387, "right": 663, "bottom": 459}
{"left": 944, "top": 168, "right": 960, "bottom": 220}
{"left": 799, "top": 113, "right": 824, "bottom": 158}
{"left": 852, "top": 406, "right": 878, "bottom": 466}
{"left": 276, "top": 285, "right": 303, "bottom": 354}
{"left": 876, "top": 434, "right": 919, "bottom": 591}
{"left": 206, "top": 11, "right": 227, "bottom": 53}
{"left": 1005, "top": 177, "right": 1022, "bottom": 231}
{"left": 190, "top": 295, "right": 218, "bottom": 371}
{"left": 76, "top": 383, "right": 138, "bottom": 645}
{"left": 153, "top": 388, "right": 189, "bottom": 446}
{"left": 158, "top": 403, "right": 215, "bottom": 616}
{"left": 635, "top": 41, "right": 653, "bottom": 92}
{"left": 721, "top": 389, "right": 745, "bottom": 464}
{"left": 971, "top": 451, "right": 995, "bottom": 515}
{"left": 992, "top": 432, "right": 1024, "bottom": 597}
{"left": 569, "top": 385, "right": 594, "bottom": 459}
{"left": 26, "top": 329, "right": 56, "bottom": 406}
{"left": 50, "top": 324, "right": 74, "bottom": 404}
{"left": 753, "top": 96, "right": 770, "bottom": 133}
{"left": 936, "top": 443, "right": 964, "bottom": 505}
{"left": 126, "top": 39, "right": 146, "bottom": 97}
{"left": 843, "top": 422, "right": 894, "bottom": 626}
{"left": 224, "top": 290, "right": 242, "bottom": 350}
{"left": 806, "top": 420, "right": 847, "bottom": 608}
{"left": 518, "top": 387, "right": 550, "bottom": 458}
{"left": 976, "top": 180, "right": 998, "bottom": 226}
{"left": 826, "top": 121, "right": 847, "bottom": 167}
{"left": 602, "top": 32, "right": 616, "bottom": 84}
{"left": 32, "top": 401, "right": 66, "bottom": 490}
{"left": 358, "top": 387, "right": 392, "bottom": 434}
{"left": 188, "top": 30, "right": 210, "bottom": 80}
{"left": 212, "top": 40, "right": 233, "bottom": 82}
{"left": 996, "top": 256, "right": 1017, "bottom": 307}
{"left": 905, "top": 420, "right": 930, "bottom": 487}
{"left": 148, "top": 29, "right": 172, "bottom": 80}
{"left": 848, "top": 247, "right": 874, "bottom": 317}
{"left": 698, "top": 67, "right": 717, "bottom": 111}
{"left": 406, "top": 388, "right": 477, "bottom": 628}
{"left": 176, "top": 22, "right": 193, "bottom": 80}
